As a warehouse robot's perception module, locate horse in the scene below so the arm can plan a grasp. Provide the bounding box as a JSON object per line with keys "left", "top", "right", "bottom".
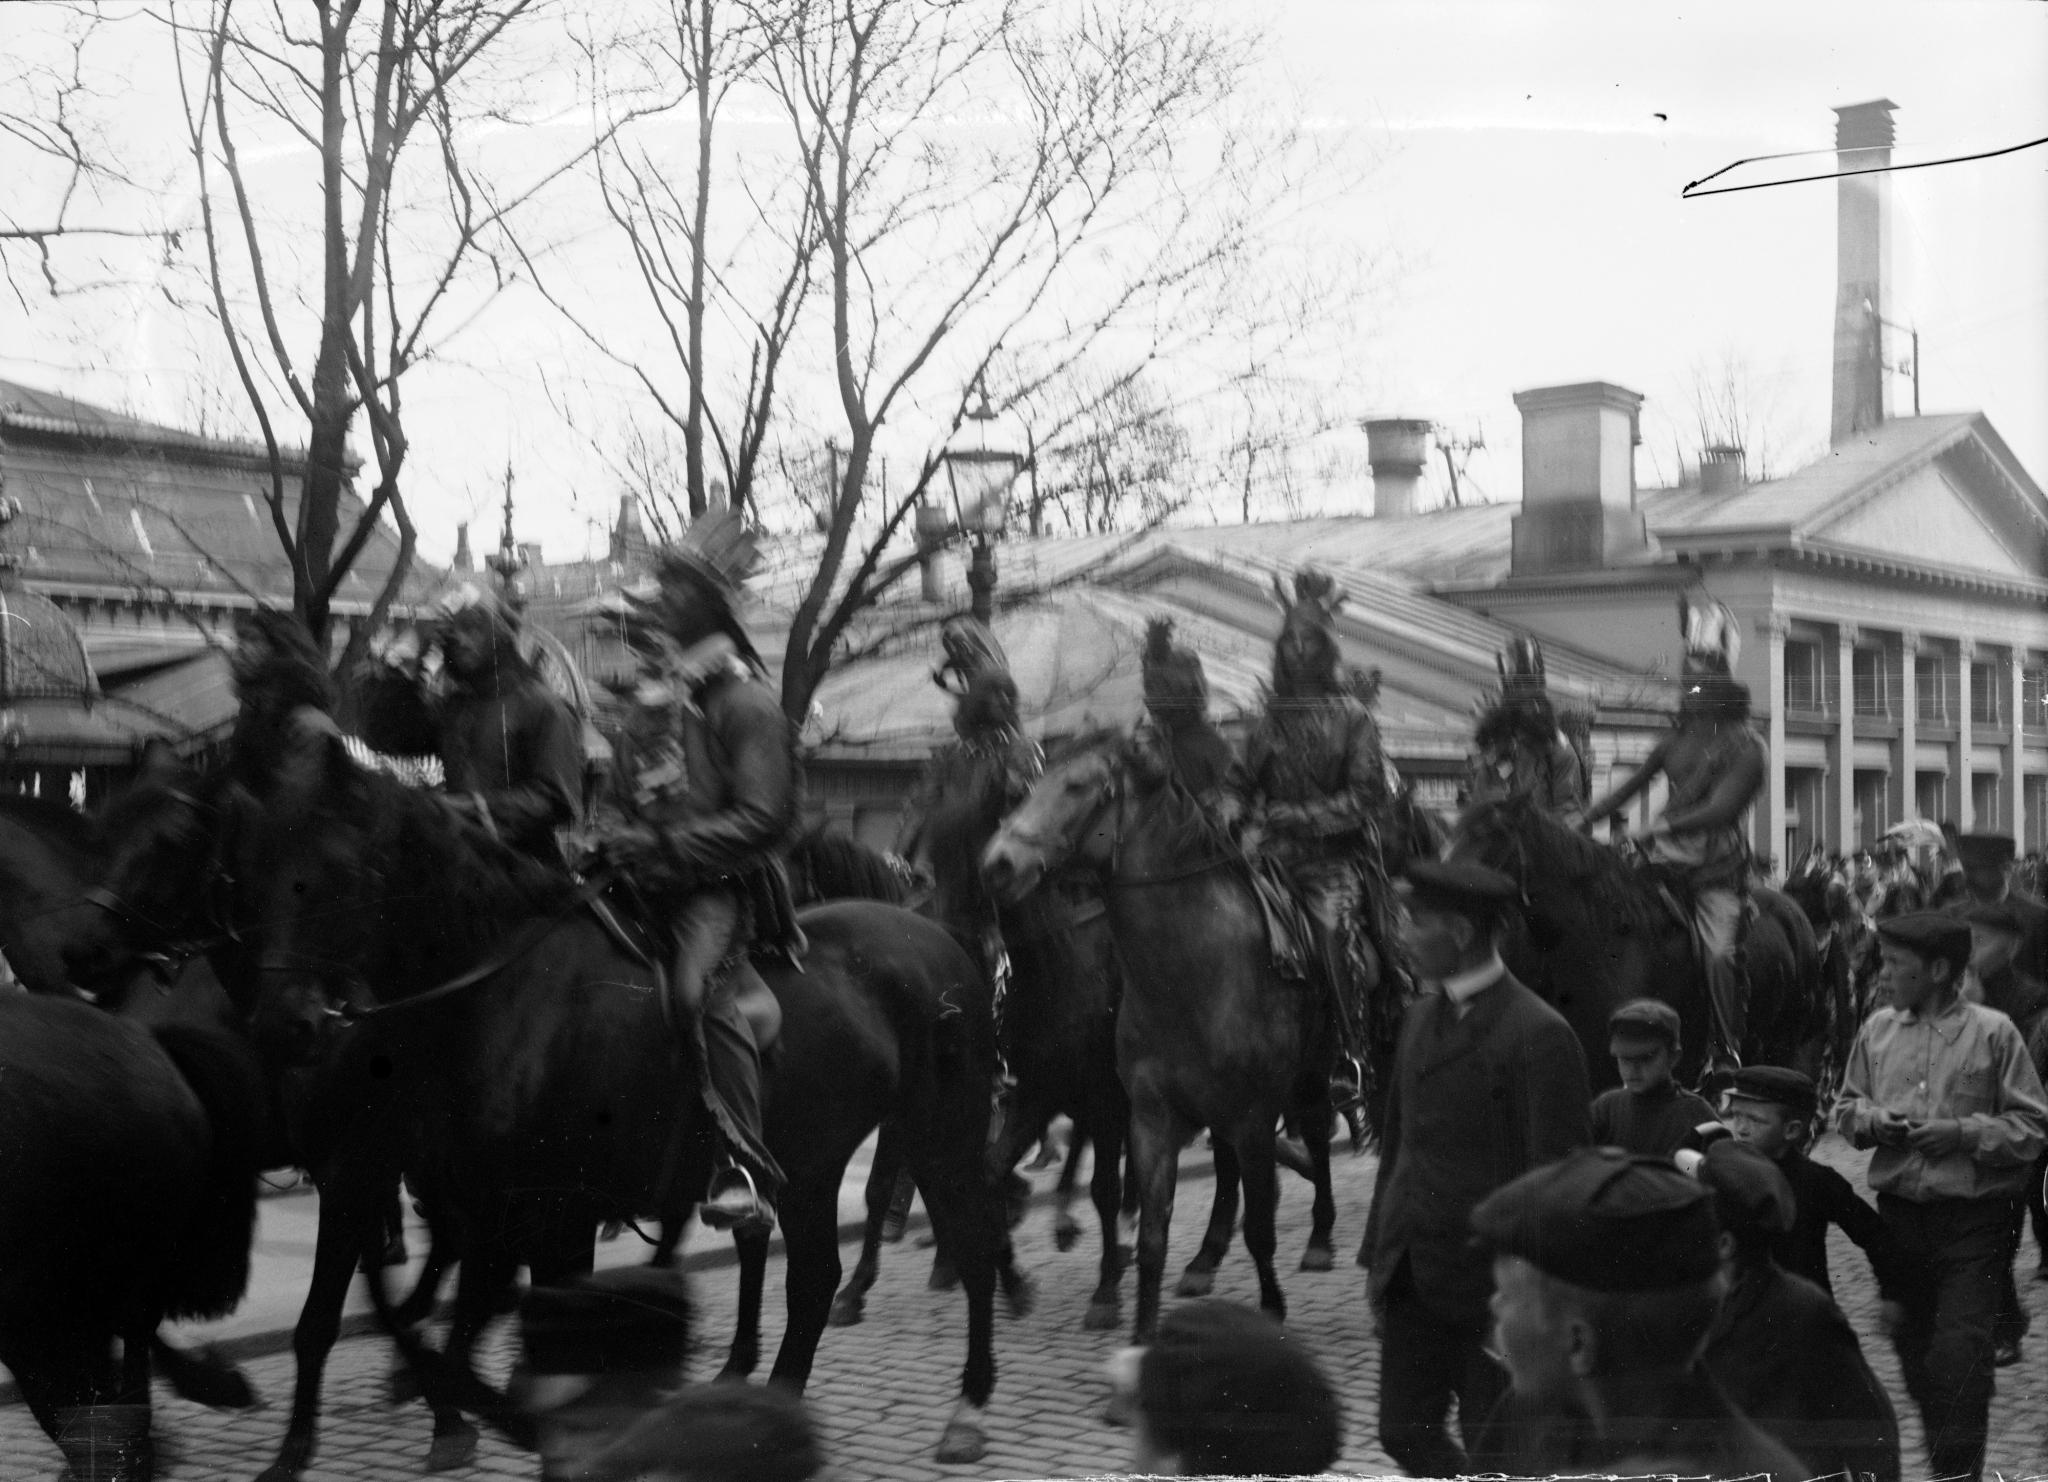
{"left": 1450, "top": 795, "right": 1824, "bottom": 1089}
{"left": 0, "top": 985, "right": 268, "bottom": 1481}
{"left": 1780, "top": 856, "right": 1875, "bottom": 1103}
{"left": 0, "top": 791, "right": 125, "bottom": 995}
{"left": 222, "top": 715, "right": 1008, "bottom": 1471}
{"left": 982, "top": 727, "right": 1361, "bottom": 1342}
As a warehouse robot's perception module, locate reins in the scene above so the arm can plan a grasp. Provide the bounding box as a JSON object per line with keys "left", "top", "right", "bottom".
{"left": 323, "top": 868, "right": 620, "bottom": 1024}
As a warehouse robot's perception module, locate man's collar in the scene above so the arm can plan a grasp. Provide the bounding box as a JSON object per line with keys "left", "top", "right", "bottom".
{"left": 1899, "top": 992, "right": 1967, "bottom": 1030}
{"left": 1442, "top": 952, "right": 1507, "bottom": 1007}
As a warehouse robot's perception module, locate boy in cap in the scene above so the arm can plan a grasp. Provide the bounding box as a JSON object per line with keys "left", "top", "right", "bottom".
{"left": 510, "top": 1266, "right": 696, "bottom": 1482}
{"left": 1363, "top": 859, "right": 1590, "bottom": 1478}
{"left": 1111, "top": 1298, "right": 1344, "bottom": 1477}
{"left": 1836, "top": 910, "right": 2048, "bottom": 1482}
{"left": 1694, "top": 1140, "right": 1901, "bottom": 1482}
{"left": 1465, "top": 1146, "right": 1804, "bottom": 1479}
{"left": 1954, "top": 832, "right": 2048, "bottom": 984}
{"left": 1589, "top": 998, "right": 1718, "bottom": 1157}
{"left": 1723, "top": 1065, "right": 1903, "bottom": 1303}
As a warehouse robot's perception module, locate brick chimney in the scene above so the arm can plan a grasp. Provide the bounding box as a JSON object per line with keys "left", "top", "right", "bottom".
{"left": 452, "top": 522, "right": 473, "bottom": 573}
{"left": 1699, "top": 443, "right": 1745, "bottom": 496}
{"left": 1508, "top": 381, "right": 1648, "bottom": 576}
{"left": 609, "top": 495, "right": 649, "bottom": 563}
{"left": 1830, "top": 99, "right": 1896, "bottom": 446}
{"left": 1364, "top": 417, "right": 1431, "bottom": 519}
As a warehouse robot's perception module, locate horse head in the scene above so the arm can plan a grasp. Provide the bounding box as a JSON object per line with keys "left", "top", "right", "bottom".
{"left": 68, "top": 742, "right": 249, "bottom": 999}
{"left": 981, "top": 730, "right": 1140, "bottom": 905}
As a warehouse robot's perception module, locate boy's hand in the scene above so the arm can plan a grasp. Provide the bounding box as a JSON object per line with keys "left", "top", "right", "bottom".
{"left": 1869, "top": 1110, "right": 1913, "bottom": 1149}
{"left": 1905, "top": 1119, "right": 1964, "bottom": 1157}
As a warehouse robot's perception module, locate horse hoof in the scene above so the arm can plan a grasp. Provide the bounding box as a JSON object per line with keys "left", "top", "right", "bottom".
{"left": 1299, "top": 1245, "right": 1334, "bottom": 1274}
{"left": 184, "top": 1353, "right": 259, "bottom": 1410}
{"left": 935, "top": 1418, "right": 988, "bottom": 1465}
{"left": 1174, "top": 1269, "right": 1214, "bottom": 1298}
{"left": 826, "top": 1293, "right": 865, "bottom": 1328}
{"left": 1003, "top": 1274, "right": 1038, "bottom": 1319}
{"left": 388, "top": 1363, "right": 422, "bottom": 1406}
{"left": 1082, "top": 1300, "right": 1120, "bottom": 1330}
{"left": 427, "top": 1423, "right": 479, "bottom": 1473}
{"left": 1053, "top": 1218, "right": 1081, "bottom": 1252}
{"left": 928, "top": 1259, "right": 960, "bottom": 1292}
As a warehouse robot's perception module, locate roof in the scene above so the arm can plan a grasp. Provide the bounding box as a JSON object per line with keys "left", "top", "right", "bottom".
{"left": 0, "top": 377, "right": 316, "bottom": 467}
{"left": 0, "top": 585, "right": 97, "bottom": 702}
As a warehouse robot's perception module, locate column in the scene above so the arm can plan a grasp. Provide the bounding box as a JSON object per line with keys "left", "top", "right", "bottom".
{"left": 1757, "top": 614, "right": 1789, "bottom": 871}
{"left": 1837, "top": 625, "right": 1859, "bottom": 850}
{"left": 1958, "top": 639, "right": 1976, "bottom": 829}
{"left": 2011, "top": 648, "right": 2027, "bottom": 841}
{"left": 1899, "top": 631, "right": 1919, "bottom": 824}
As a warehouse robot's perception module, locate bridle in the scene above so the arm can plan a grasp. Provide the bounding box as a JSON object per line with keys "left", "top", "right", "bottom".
{"left": 1005, "top": 743, "right": 1237, "bottom": 892}
{"left": 83, "top": 783, "right": 243, "bottom": 983}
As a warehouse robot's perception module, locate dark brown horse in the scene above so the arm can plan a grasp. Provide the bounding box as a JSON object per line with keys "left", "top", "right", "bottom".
{"left": 983, "top": 729, "right": 1356, "bottom": 1342}
{"left": 1780, "top": 856, "right": 1874, "bottom": 1101}
{"left": 230, "top": 717, "right": 1008, "bottom": 1470}
{"left": 0, "top": 984, "right": 267, "bottom": 1481}
{"left": 0, "top": 793, "right": 115, "bottom": 994}
{"left": 1451, "top": 796, "right": 1824, "bottom": 1088}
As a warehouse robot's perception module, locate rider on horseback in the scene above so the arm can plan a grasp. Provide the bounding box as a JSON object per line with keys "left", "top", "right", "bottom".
{"left": 357, "top": 583, "right": 584, "bottom": 865}
{"left": 594, "top": 511, "right": 804, "bottom": 1236}
{"left": 1469, "top": 636, "right": 1586, "bottom": 819}
{"left": 1582, "top": 594, "right": 1765, "bottom": 1080}
{"left": 1139, "top": 618, "right": 1234, "bottom": 800}
{"left": 1219, "top": 567, "right": 1398, "bottom": 1109}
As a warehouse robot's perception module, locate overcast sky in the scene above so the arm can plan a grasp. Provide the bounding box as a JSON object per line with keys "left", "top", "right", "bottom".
{"left": 2, "top": 0, "right": 2042, "bottom": 563}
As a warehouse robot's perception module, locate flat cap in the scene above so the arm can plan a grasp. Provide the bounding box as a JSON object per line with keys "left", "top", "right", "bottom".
{"left": 1962, "top": 898, "right": 2027, "bottom": 934}
{"left": 1470, "top": 1147, "right": 1721, "bottom": 1292}
{"left": 1401, "top": 860, "right": 1519, "bottom": 916}
{"left": 1138, "top": 1300, "right": 1344, "bottom": 1478}
{"left": 1607, "top": 997, "right": 1681, "bottom": 1045}
{"left": 519, "top": 1266, "right": 693, "bottom": 1378}
{"left": 1876, "top": 911, "right": 1974, "bottom": 969}
{"left": 1725, "top": 1065, "right": 1818, "bottom": 1120}
{"left": 1955, "top": 833, "right": 2017, "bottom": 871}
{"left": 1695, "top": 1139, "right": 1796, "bottom": 1238}
{"left": 581, "top": 1382, "right": 822, "bottom": 1482}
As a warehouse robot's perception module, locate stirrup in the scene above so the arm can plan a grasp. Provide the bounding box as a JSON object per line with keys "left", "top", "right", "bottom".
{"left": 1328, "top": 1054, "right": 1365, "bottom": 1110}
{"left": 702, "top": 1163, "right": 775, "bottom": 1234}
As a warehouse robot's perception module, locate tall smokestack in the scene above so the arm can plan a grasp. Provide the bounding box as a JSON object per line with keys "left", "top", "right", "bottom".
{"left": 1830, "top": 99, "right": 1896, "bottom": 447}
{"left": 1364, "top": 417, "right": 1431, "bottom": 519}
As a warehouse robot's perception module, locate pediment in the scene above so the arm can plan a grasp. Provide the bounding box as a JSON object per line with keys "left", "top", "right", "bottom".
{"left": 1813, "top": 461, "right": 2031, "bottom": 577}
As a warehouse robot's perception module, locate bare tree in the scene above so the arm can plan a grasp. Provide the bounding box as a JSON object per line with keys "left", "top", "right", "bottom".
{"left": 1025, "top": 372, "right": 1192, "bottom": 535}
{"left": 172, "top": 0, "right": 636, "bottom": 667}
{"left": 1679, "top": 348, "right": 1810, "bottom": 485}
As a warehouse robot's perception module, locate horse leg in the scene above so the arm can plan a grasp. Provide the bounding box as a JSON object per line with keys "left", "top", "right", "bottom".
{"left": 721, "top": 1227, "right": 772, "bottom": 1380}
{"left": 911, "top": 1153, "right": 1000, "bottom": 1465}
{"left": 420, "top": 1253, "right": 511, "bottom": 1474}
{"left": 1298, "top": 1100, "right": 1337, "bottom": 1273}
{"left": 763, "top": 1182, "right": 844, "bottom": 1394}
{"left": 1128, "top": 1100, "right": 1185, "bottom": 1347}
{"left": 1082, "top": 1114, "right": 1127, "bottom": 1331}
{"left": 257, "top": 1160, "right": 384, "bottom": 1482}
{"left": 1235, "top": 1127, "right": 1287, "bottom": 1323}
{"left": 1053, "top": 1128, "right": 1088, "bottom": 1251}
{"left": 1177, "top": 1137, "right": 1238, "bottom": 1298}
{"left": 829, "top": 1124, "right": 904, "bottom": 1328}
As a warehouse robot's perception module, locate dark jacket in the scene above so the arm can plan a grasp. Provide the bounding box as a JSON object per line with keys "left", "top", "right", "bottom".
{"left": 1236, "top": 692, "right": 1388, "bottom": 867}
{"left": 1365, "top": 968, "right": 1592, "bottom": 1326}
{"left": 439, "top": 678, "right": 584, "bottom": 863}
{"left": 1589, "top": 1081, "right": 1719, "bottom": 1159}
{"left": 1470, "top": 1366, "right": 1809, "bottom": 1481}
{"left": 1770, "top": 1145, "right": 1905, "bottom": 1301}
{"left": 608, "top": 658, "right": 804, "bottom": 961}
{"left": 1155, "top": 716, "right": 1234, "bottom": 800}
{"left": 1703, "top": 1260, "right": 1901, "bottom": 1482}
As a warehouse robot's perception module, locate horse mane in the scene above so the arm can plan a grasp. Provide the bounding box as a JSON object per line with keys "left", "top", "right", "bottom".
{"left": 789, "top": 824, "right": 910, "bottom": 905}
{"left": 1462, "top": 798, "right": 1660, "bottom": 936}
{"left": 0, "top": 791, "right": 100, "bottom": 856}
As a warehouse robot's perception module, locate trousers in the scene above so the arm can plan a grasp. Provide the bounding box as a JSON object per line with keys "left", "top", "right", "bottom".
{"left": 669, "top": 889, "right": 785, "bottom": 1198}
{"left": 1289, "top": 854, "right": 1371, "bottom": 1058}
{"left": 1377, "top": 1258, "right": 1506, "bottom": 1477}
{"left": 1880, "top": 1192, "right": 2012, "bottom": 1482}
{"left": 1692, "top": 884, "right": 1746, "bottom": 1059}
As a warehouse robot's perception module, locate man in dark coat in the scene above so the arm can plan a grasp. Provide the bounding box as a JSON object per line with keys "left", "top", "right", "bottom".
{"left": 1467, "top": 1148, "right": 1806, "bottom": 1481}
{"left": 1696, "top": 1139, "right": 1902, "bottom": 1482}
{"left": 1955, "top": 832, "right": 2048, "bottom": 985}
{"left": 1139, "top": 617, "right": 1234, "bottom": 800}
{"left": 594, "top": 512, "right": 806, "bottom": 1236}
{"left": 1362, "top": 860, "right": 1591, "bottom": 1477}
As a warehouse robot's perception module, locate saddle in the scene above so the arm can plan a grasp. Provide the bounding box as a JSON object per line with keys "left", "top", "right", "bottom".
{"left": 585, "top": 883, "right": 783, "bottom": 1052}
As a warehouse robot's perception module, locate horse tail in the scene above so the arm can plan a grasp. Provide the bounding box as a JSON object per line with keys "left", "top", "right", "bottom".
{"left": 147, "top": 1021, "right": 269, "bottom": 1321}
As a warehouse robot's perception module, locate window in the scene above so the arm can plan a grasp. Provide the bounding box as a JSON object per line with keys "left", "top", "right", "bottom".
{"left": 1916, "top": 655, "right": 1947, "bottom": 723}
{"left": 1852, "top": 648, "right": 1889, "bottom": 718}
{"left": 1785, "top": 768, "right": 1826, "bottom": 859}
{"left": 1784, "top": 641, "right": 1824, "bottom": 713}
{"left": 1970, "top": 660, "right": 2001, "bottom": 726}
{"left": 1916, "top": 770, "right": 1947, "bottom": 823}
{"left": 1972, "top": 773, "right": 2002, "bottom": 831}
{"left": 2028, "top": 776, "right": 2047, "bottom": 852}
{"left": 1853, "top": 769, "right": 1889, "bottom": 847}
{"left": 2023, "top": 662, "right": 2047, "bottom": 729}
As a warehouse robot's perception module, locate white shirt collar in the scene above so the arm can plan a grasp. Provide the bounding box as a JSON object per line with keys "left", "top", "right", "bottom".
{"left": 1442, "top": 952, "right": 1507, "bottom": 1012}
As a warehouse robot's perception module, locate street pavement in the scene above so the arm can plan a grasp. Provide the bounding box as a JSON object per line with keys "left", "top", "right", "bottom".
{"left": 2, "top": 1131, "right": 2045, "bottom": 1480}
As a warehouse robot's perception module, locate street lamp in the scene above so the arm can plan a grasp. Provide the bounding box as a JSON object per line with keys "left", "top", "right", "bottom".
{"left": 940, "top": 386, "right": 1023, "bottom": 623}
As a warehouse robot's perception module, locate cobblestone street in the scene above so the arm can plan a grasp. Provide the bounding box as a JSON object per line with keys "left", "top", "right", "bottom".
{"left": 2, "top": 1134, "right": 2044, "bottom": 1480}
